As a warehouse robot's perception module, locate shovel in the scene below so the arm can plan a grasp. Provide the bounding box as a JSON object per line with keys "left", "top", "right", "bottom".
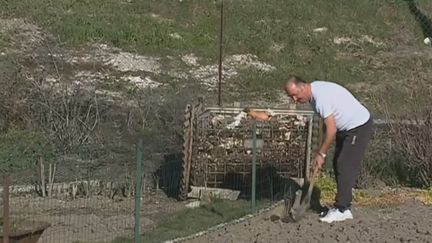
{"left": 288, "top": 167, "right": 319, "bottom": 222}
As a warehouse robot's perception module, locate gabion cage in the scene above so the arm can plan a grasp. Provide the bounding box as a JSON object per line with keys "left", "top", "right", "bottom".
{"left": 179, "top": 101, "right": 319, "bottom": 200}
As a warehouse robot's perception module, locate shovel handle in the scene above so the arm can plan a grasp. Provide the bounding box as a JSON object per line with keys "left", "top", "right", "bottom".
{"left": 306, "top": 166, "right": 319, "bottom": 197}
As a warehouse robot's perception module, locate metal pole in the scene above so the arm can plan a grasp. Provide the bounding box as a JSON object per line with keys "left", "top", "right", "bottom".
{"left": 3, "top": 175, "right": 10, "bottom": 243}
{"left": 251, "top": 121, "right": 257, "bottom": 213}
{"left": 134, "top": 139, "right": 143, "bottom": 243}
{"left": 270, "top": 161, "right": 273, "bottom": 202}
{"left": 217, "top": 0, "right": 224, "bottom": 106}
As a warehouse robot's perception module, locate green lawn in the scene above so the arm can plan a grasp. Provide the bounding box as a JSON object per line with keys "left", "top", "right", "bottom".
{"left": 106, "top": 198, "right": 270, "bottom": 243}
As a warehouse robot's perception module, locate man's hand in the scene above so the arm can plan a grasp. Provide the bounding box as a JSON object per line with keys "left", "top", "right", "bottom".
{"left": 313, "top": 154, "right": 325, "bottom": 172}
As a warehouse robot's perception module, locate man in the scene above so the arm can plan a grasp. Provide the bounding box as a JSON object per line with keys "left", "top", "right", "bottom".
{"left": 284, "top": 75, "right": 374, "bottom": 223}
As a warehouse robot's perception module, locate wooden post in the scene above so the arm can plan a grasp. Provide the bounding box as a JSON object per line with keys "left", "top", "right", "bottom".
{"left": 39, "top": 157, "right": 46, "bottom": 197}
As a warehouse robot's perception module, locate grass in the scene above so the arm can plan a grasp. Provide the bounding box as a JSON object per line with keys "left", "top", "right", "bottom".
{"left": 1, "top": 0, "right": 431, "bottom": 95}
{"left": 142, "top": 198, "right": 270, "bottom": 243}
{"left": 106, "top": 198, "right": 270, "bottom": 243}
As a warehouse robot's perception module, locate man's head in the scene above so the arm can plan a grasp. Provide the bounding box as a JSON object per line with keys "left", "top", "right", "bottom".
{"left": 284, "top": 75, "right": 312, "bottom": 104}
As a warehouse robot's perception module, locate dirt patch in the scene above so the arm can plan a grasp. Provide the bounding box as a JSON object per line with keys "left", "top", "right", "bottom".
{"left": 0, "top": 18, "right": 46, "bottom": 52}
{"left": 66, "top": 44, "right": 161, "bottom": 74}
{"left": 188, "top": 54, "right": 276, "bottom": 89}
{"left": 184, "top": 200, "right": 432, "bottom": 243}
{"left": 7, "top": 192, "right": 184, "bottom": 243}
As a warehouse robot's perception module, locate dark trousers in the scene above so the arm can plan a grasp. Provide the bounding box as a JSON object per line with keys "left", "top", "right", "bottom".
{"left": 333, "top": 117, "right": 374, "bottom": 210}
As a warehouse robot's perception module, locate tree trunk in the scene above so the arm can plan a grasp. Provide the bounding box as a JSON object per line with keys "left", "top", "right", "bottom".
{"left": 48, "top": 163, "right": 56, "bottom": 198}
{"left": 39, "top": 157, "right": 46, "bottom": 197}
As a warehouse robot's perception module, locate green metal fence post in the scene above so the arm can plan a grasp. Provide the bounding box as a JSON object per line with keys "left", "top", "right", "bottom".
{"left": 270, "top": 160, "right": 273, "bottom": 203}
{"left": 135, "top": 138, "right": 143, "bottom": 243}
{"left": 251, "top": 121, "right": 257, "bottom": 213}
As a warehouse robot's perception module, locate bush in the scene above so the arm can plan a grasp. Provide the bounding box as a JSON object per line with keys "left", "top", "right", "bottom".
{"left": 367, "top": 83, "right": 432, "bottom": 188}
{"left": 0, "top": 130, "right": 56, "bottom": 172}
{"left": 386, "top": 112, "right": 432, "bottom": 187}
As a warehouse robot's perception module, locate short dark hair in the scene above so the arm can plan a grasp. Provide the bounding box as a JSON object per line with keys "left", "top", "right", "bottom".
{"left": 285, "top": 75, "right": 308, "bottom": 91}
{"left": 287, "top": 75, "right": 307, "bottom": 84}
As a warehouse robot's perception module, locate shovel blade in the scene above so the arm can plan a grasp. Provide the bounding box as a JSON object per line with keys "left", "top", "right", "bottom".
{"left": 292, "top": 189, "right": 303, "bottom": 208}
{"left": 289, "top": 189, "right": 306, "bottom": 222}
{"left": 289, "top": 198, "right": 311, "bottom": 221}
{"left": 289, "top": 186, "right": 314, "bottom": 222}
{"left": 289, "top": 168, "right": 318, "bottom": 222}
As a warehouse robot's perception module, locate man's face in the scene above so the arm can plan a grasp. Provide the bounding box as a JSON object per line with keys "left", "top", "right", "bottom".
{"left": 285, "top": 83, "right": 309, "bottom": 104}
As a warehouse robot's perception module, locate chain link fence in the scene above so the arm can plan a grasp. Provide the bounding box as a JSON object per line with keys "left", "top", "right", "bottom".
{"left": 1, "top": 146, "right": 139, "bottom": 243}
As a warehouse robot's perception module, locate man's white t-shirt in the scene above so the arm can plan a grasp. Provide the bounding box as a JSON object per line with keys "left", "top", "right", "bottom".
{"left": 310, "top": 81, "right": 370, "bottom": 131}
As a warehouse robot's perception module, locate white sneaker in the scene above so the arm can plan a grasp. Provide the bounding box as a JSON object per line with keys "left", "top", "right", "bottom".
{"left": 319, "top": 208, "right": 353, "bottom": 223}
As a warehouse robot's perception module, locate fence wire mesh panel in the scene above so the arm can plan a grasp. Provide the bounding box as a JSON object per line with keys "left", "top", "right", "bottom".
{"left": 1, "top": 147, "right": 140, "bottom": 243}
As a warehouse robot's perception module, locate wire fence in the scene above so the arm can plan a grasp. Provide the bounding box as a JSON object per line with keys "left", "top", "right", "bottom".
{"left": 0, "top": 120, "right": 398, "bottom": 243}
{"left": 1, "top": 155, "right": 139, "bottom": 243}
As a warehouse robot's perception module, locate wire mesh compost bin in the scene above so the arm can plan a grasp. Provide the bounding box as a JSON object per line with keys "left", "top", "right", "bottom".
{"left": 179, "top": 100, "right": 318, "bottom": 200}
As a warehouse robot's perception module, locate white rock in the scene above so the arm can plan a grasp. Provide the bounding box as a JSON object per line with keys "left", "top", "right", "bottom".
{"left": 313, "top": 27, "right": 328, "bottom": 33}
{"left": 169, "top": 33, "right": 183, "bottom": 40}
{"left": 181, "top": 53, "right": 199, "bottom": 66}
{"left": 333, "top": 37, "right": 353, "bottom": 45}
{"left": 185, "top": 201, "right": 200, "bottom": 208}
{"left": 424, "top": 37, "right": 431, "bottom": 46}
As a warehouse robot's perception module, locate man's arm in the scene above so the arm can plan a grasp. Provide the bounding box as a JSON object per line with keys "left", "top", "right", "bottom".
{"left": 318, "top": 115, "right": 337, "bottom": 157}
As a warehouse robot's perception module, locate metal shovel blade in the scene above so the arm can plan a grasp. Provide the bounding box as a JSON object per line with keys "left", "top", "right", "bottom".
{"left": 289, "top": 191, "right": 310, "bottom": 221}
{"left": 278, "top": 189, "right": 300, "bottom": 223}
{"left": 289, "top": 170, "right": 317, "bottom": 222}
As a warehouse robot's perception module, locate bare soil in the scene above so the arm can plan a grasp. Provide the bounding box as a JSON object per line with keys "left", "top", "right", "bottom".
{"left": 185, "top": 200, "right": 432, "bottom": 243}
{"left": 6, "top": 191, "right": 184, "bottom": 243}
